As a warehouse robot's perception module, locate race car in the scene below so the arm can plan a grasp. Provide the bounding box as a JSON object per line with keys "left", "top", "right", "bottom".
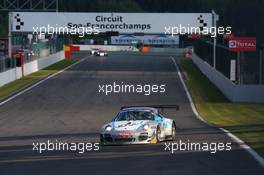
{"left": 95, "top": 50, "right": 108, "bottom": 56}
{"left": 100, "top": 105, "right": 178, "bottom": 145}
{"left": 90, "top": 49, "right": 99, "bottom": 55}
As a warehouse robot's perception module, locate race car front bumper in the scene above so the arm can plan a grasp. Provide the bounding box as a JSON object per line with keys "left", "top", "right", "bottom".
{"left": 100, "top": 131, "right": 156, "bottom": 145}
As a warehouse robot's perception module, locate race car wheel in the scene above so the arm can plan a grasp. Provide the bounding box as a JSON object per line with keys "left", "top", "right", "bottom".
{"left": 156, "top": 127, "right": 162, "bottom": 142}
{"left": 100, "top": 134, "right": 104, "bottom": 144}
{"left": 171, "top": 123, "right": 176, "bottom": 141}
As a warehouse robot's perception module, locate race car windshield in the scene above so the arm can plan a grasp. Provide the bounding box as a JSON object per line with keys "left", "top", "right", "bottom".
{"left": 115, "top": 111, "right": 154, "bottom": 121}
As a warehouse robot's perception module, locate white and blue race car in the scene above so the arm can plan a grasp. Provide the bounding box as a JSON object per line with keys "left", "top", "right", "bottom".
{"left": 100, "top": 105, "right": 178, "bottom": 145}
{"left": 90, "top": 49, "right": 108, "bottom": 56}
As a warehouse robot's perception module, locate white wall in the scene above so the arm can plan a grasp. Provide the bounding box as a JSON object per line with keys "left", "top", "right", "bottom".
{"left": 191, "top": 53, "right": 264, "bottom": 103}
{"left": 74, "top": 45, "right": 138, "bottom": 51}
{"left": 74, "top": 45, "right": 187, "bottom": 56}
{"left": 0, "top": 68, "right": 20, "bottom": 87}
{"left": 0, "top": 51, "right": 64, "bottom": 87}
{"left": 23, "top": 51, "right": 64, "bottom": 76}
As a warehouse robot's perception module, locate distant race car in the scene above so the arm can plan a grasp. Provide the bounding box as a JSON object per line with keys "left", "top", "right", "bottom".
{"left": 95, "top": 50, "right": 108, "bottom": 56}
{"left": 100, "top": 105, "right": 178, "bottom": 145}
{"left": 90, "top": 49, "right": 99, "bottom": 55}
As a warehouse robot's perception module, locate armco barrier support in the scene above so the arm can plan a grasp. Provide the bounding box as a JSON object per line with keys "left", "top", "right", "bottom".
{"left": 0, "top": 51, "right": 64, "bottom": 87}
{"left": 191, "top": 53, "right": 264, "bottom": 103}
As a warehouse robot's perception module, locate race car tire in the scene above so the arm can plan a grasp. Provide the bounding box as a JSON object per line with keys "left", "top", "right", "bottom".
{"left": 171, "top": 122, "right": 176, "bottom": 141}
{"left": 100, "top": 134, "right": 104, "bottom": 144}
{"left": 156, "top": 126, "right": 161, "bottom": 142}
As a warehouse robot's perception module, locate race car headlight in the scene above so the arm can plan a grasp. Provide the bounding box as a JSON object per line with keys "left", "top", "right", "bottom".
{"left": 105, "top": 125, "right": 112, "bottom": 132}
{"left": 143, "top": 124, "right": 149, "bottom": 131}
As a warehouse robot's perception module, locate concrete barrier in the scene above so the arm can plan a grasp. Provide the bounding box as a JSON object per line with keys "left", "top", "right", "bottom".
{"left": 0, "top": 68, "right": 21, "bottom": 87}
{"left": 73, "top": 44, "right": 186, "bottom": 56}
{"left": 148, "top": 47, "right": 186, "bottom": 56}
{"left": 23, "top": 51, "right": 64, "bottom": 76}
{"left": 0, "top": 51, "right": 64, "bottom": 87}
{"left": 191, "top": 53, "right": 264, "bottom": 103}
{"left": 73, "top": 45, "right": 138, "bottom": 51}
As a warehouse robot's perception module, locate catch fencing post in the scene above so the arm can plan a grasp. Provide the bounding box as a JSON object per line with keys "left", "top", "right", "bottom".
{"left": 212, "top": 10, "right": 219, "bottom": 69}
{"left": 237, "top": 52, "right": 241, "bottom": 84}
{"left": 260, "top": 49, "right": 263, "bottom": 84}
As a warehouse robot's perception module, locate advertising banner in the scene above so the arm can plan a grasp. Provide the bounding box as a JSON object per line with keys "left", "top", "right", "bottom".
{"left": 11, "top": 12, "right": 212, "bottom": 34}
{"left": 111, "top": 34, "right": 179, "bottom": 45}
{"left": 228, "top": 37, "right": 256, "bottom": 52}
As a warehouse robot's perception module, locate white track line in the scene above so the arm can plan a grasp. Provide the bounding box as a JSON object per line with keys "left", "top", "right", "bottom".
{"left": 0, "top": 58, "right": 86, "bottom": 107}
{"left": 170, "top": 56, "right": 264, "bottom": 168}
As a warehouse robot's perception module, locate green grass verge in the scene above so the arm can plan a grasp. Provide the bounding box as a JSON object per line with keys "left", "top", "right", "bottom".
{"left": 0, "top": 58, "right": 79, "bottom": 100}
{"left": 179, "top": 59, "right": 264, "bottom": 156}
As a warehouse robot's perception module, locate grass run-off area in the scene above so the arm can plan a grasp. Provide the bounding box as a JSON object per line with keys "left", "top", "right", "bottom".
{"left": 0, "top": 58, "right": 78, "bottom": 100}
{"left": 179, "top": 59, "right": 264, "bottom": 156}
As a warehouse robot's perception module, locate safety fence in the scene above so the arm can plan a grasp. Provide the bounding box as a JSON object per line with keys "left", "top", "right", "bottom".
{"left": 0, "top": 57, "right": 15, "bottom": 73}
{"left": 184, "top": 38, "right": 264, "bottom": 85}
{"left": 191, "top": 53, "right": 264, "bottom": 103}
{"left": 0, "top": 51, "right": 65, "bottom": 87}
{"left": 0, "top": 38, "right": 67, "bottom": 73}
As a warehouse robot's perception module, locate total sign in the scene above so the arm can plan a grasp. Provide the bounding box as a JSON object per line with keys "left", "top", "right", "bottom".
{"left": 228, "top": 37, "right": 256, "bottom": 52}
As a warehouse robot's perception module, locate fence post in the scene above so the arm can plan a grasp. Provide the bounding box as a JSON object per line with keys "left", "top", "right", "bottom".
{"left": 237, "top": 52, "right": 241, "bottom": 84}
{"left": 8, "top": 12, "right": 12, "bottom": 58}
{"left": 260, "top": 49, "right": 263, "bottom": 84}
{"left": 212, "top": 10, "right": 218, "bottom": 69}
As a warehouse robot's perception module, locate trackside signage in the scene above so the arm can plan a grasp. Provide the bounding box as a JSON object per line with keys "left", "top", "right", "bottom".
{"left": 228, "top": 37, "right": 256, "bottom": 52}
{"left": 11, "top": 12, "right": 212, "bottom": 34}
{"left": 111, "top": 35, "right": 179, "bottom": 45}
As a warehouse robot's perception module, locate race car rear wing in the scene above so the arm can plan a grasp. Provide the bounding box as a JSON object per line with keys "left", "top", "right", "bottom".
{"left": 120, "top": 105, "right": 179, "bottom": 114}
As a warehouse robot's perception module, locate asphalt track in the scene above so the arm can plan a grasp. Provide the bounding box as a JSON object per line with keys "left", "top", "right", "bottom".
{"left": 0, "top": 53, "right": 263, "bottom": 175}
